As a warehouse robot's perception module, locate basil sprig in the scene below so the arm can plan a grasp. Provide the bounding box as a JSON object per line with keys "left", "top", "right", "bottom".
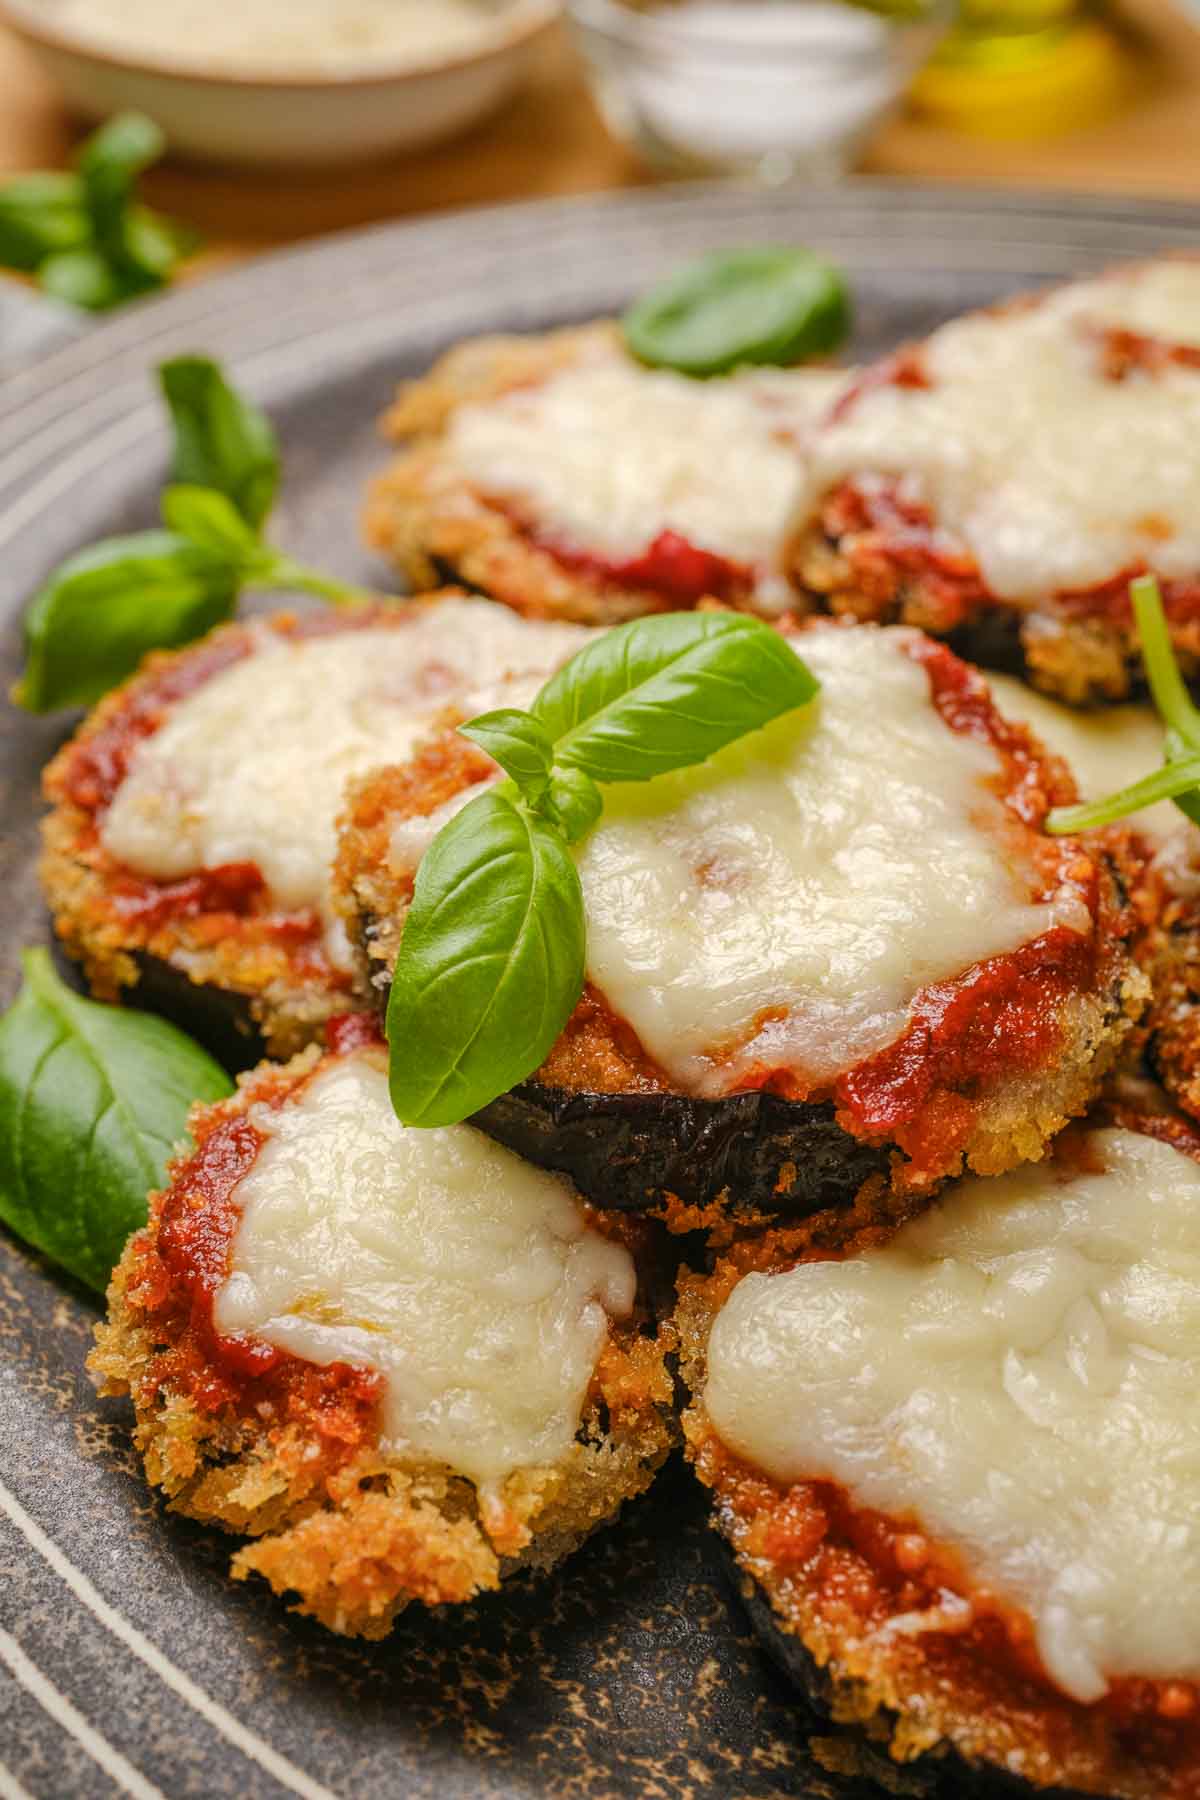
{"left": 15, "top": 356, "right": 373, "bottom": 713}
{"left": 1, "top": 114, "right": 198, "bottom": 311}
{"left": 387, "top": 613, "right": 819, "bottom": 1128}
{"left": 1047, "top": 576, "right": 1200, "bottom": 835}
{"left": 0, "top": 950, "right": 231, "bottom": 1292}
{"left": 623, "top": 247, "right": 851, "bottom": 378}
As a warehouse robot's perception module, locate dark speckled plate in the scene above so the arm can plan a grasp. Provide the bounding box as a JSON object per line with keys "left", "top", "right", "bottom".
{"left": 5, "top": 182, "right": 1200, "bottom": 1800}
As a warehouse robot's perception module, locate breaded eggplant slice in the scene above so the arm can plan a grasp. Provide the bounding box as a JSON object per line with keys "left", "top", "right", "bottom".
{"left": 787, "top": 258, "right": 1200, "bottom": 704}
{"left": 41, "top": 593, "right": 589, "bottom": 1059}
{"left": 677, "top": 1114, "right": 1200, "bottom": 1799}
{"left": 364, "top": 320, "right": 848, "bottom": 625}
{"left": 334, "top": 620, "right": 1145, "bottom": 1233}
{"left": 89, "top": 1020, "right": 674, "bottom": 1639}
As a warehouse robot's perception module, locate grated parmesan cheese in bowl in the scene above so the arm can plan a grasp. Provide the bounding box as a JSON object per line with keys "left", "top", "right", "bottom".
{"left": 2, "top": 0, "right": 559, "bottom": 164}
{"left": 43, "top": 0, "right": 537, "bottom": 77}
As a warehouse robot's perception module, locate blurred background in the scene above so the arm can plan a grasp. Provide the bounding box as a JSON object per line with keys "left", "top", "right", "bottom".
{"left": 0, "top": 0, "right": 1198, "bottom": 290}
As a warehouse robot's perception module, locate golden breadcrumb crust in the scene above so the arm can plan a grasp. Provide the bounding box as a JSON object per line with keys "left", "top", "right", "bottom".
{"left": 791, "top": 511, "right": 1200, "bottom": 708}
{"left": 673, "top": 1221, "right": 1200, "bottom": 1800}
{"left": 89, "top": 1046, "right": 676, "bottom": 1639}
{"left": 365, "top": 321, "right": 686, "bottom": 627}
{"left": 39, "top": 598, "right": 468, "bottom": 1059}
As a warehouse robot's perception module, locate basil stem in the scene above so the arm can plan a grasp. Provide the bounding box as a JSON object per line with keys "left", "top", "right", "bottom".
{"left": 258, "top": 556, "right": 377, "bottom": 608}
{"left": 387, "top": 614, "right": 819, "bottom": 1127}
{"left": 1046, "top": 575, "right": 1200, "bottom": 834}
{"left": 624, "top": 247, "right": 850, "bottom": 378}
{"left": 0, "top": 950, "right": 231, "bottom": 1292}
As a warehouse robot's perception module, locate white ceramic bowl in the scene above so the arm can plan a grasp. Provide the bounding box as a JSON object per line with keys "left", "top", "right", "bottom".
{"left": 0, "top": 0, "right": 560, "bottom": 167}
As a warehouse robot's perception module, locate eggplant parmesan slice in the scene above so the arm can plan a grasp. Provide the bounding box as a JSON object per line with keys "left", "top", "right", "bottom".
{"left": 364, "top": 320, "right": 848, "bottom": 625}
{"left": 41, "top": 593, "right": 589, "bottom": 1059}
{"left": 334, "top": 621, "right": 1145, "bottom": 1229}
{"left": 788, "top": 258, "right": 1200, "bottom": 704}
{"left": 677, "top": 1116, "right": 1200, "bottom": 1800}
{"left": 88, "top": 1024, "right": 674, "bottom": 1639}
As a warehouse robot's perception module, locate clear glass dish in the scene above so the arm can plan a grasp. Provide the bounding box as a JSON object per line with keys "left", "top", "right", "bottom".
{"left": 567, "top": 0, "right": 951, "bottom": 183}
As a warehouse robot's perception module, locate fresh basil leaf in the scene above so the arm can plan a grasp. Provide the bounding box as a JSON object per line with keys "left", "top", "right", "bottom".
{"left": 78, "top": 112, "right": 165, "bottom": 270}
{"left": 459, "top": 709, "right": 554, "bottom": 807}
{"left": 16, "top": 531, "right": 237, "bottom": 713}
{"left": 532, "top": 612, "right": 819, "bottom": 783}
{"left": 160, "top": 356, "right": 279, "bottom": 531}
{"left": 125, "top": 208, "right": 202, "bottom": 281}
{"left": 546, "top": 765, "right": 603, "bottom": 843}
{"left": 162, "top": 483, "right": 266, "bottom": 569}
{"left": 387, "top": 789, "right": 586, "bottom": 1128}
{"left": 39, "top": 246, "right": 131, "bottom": 312}
{"left": 0, "top": 172, "right": 88, "bottom": 272}
{"left": 0, "top": 949, "right": 231, "bottom": 1292}
{"left": 624, "top": 247, "right": 851, "bottom": 377}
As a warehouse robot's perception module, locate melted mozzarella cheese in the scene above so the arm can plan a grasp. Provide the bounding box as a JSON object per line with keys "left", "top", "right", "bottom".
{"left": 988, "top": 674, "right": 1181, "bottom": 849}
{"left": 101, "top": 599, "right": 588, "bottom": 951}
{"left": 575, "top": 626, "right": 1086, "bottom": 1093}
{"left": 448, "top": 353, "right": 847, "bottom": 605}
{"left": 800, "top": 262, "right": 1200, "bottom": 601}
{"left": 705, "top": 1127, "right": 1200, "bottom": 1704}
{"left": 213, "top": 1052, "right": 634, "bottom": 1496}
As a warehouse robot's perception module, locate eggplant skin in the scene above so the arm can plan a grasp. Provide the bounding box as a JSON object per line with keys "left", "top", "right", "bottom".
{"left": 471, "top": 1081, "right": 892, "bottom": 1218}
{"left": 131, "top": 951, "right": 267, "bottom": 1073}
{"left": 734, "top": 1573, "right": 1108, "bottom": 1800}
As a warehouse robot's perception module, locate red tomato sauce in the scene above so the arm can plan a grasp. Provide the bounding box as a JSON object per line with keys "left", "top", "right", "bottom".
{"left": 50, "top": 611, "right": 414, "bottom": 961}
{"left": 534, "top": 525, "right": 755, "bottom": 606}
{"left": 712, "top": 630, "right": 1113, "bottom": 1173}
{"left": 131, "top": 1049, "right": 383, "bottom": 1442}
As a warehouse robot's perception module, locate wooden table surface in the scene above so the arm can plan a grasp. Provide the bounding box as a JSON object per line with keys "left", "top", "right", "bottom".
{"left": 2, "top": 5, "right": 1200, "bottom": 277}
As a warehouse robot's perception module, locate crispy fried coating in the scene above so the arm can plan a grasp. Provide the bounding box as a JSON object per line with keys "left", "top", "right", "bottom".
{"left": 89, "top": 1049, "right": 676, "bottom": 1639}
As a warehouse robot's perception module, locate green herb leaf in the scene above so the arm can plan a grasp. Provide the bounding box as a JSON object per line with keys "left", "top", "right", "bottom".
{"left": 459, "top": 709, "right": 555, "bottom": 807}
{"left": 79, "top": 112, "right": 166, "bottom": 278}
{"left": 532, "top": 611, "right": 819, "bottom": 783}
{"left": 387, "top": 789, "right": 586, "bottom": 1128}
{"left": 0, "top": 949, "right": 231, "bottom": 1292}
{"left": 39, "top": 246, "right": 130, "bottom": 312}
{"left": 160, "top": 356, "right": 280, "bottom": 531}
{"left": 124, "top": 207, "right": 202, "bottom": 281}
{"left": 545, "top": 766, "right": 603, "bottom": 843}
{"left": 1046, "top": 575, "right": 1200, "bottom": 834}
{"left": 15, "top": 531, "right": 237, "bottom": 713}
{"left": 624, "top": 247, "right": 851, "bottom": 377}
{"left": 162, "top": 483, "right": 268, "bottom": 570}
{"left": 0, "top": 172, "right": 87, "bottom": 272}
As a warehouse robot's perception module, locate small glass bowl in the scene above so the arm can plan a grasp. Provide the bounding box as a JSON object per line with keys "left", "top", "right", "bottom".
{"left": 567, "top": 0, "right": 951, "bottom": 184}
